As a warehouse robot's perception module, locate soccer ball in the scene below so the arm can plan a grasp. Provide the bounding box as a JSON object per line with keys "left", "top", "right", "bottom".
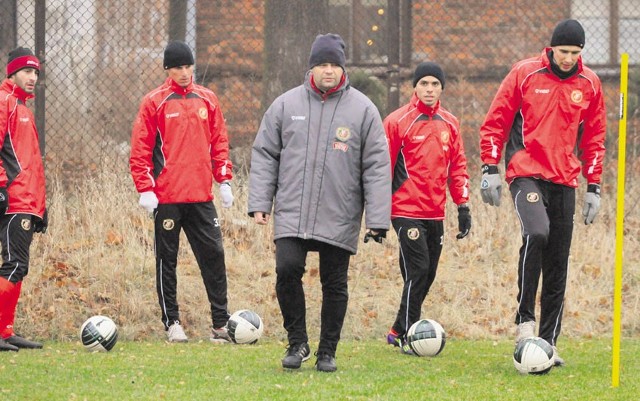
{"left": 80, "top": 315, "right": 118, "bottom": 352}
{"left": 513, "top": 337, "right": 554, "bottom": 375}
{"left": 406, "top": 319, "right": 446, "bottom": 357}
{"left": 227, "top": 309, "right": 264, "bottom": 344}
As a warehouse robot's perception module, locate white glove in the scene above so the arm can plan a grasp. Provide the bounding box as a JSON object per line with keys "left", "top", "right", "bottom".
{"left": 220, "top": 182, "right": 234, "bottom": 208}
{"left": 582, "top": 184, "right": 601, "bottom": 225}
{"left": 138, "top": 191, "right": 158, "bottom": 213}
{"left": 480, "top": 164, "right": 502, "bottom": 207}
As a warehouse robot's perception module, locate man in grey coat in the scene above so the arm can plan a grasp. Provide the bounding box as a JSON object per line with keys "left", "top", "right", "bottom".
{"left": 248, "top": 33, "right": 391, "bottom": 372}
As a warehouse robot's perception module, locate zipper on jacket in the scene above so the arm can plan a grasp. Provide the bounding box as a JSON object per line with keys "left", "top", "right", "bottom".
{"left": 303, "top": 98, "right": 326, "bottom": 238}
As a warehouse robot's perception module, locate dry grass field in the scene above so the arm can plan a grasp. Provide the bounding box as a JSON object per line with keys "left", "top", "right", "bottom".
{"left": 18, "top": 151, "right": 640, "bottom": 347}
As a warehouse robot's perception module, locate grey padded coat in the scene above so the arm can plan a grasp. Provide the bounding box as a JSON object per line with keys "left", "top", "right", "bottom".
{"left": 248, "top": 71, "right": 391, "bottom": 254}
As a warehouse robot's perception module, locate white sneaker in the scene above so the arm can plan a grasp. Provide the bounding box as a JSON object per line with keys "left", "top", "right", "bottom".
{"left": 167, "top": 321, "right": 188, "bottom": 343}
{"left": 210, "top": 324, "right": 232, "bottom": 344}
{"left": 552, "top": 346, "right": 565, "bottom": 367}
{"left": 515, "top": 321, "right": 535, "bottom": 345}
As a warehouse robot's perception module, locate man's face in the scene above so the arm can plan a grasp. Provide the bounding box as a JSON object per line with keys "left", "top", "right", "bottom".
{"left": 9, "top": 68, "right": 39, "bottom": 93}
{"left": 552, "top": 45, "right": 582, "bottom": 71}
{"left": 311, "top": 63, "right": 344, "bottom": 92}
{"left": 414, "top": 76, "right": 442, "bottom": 107}
{"left": 167, "top": 65, "right": 194, "bottom": 88}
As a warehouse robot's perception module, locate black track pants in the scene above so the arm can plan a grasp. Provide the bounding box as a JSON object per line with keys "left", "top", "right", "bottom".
{"left": 275, "top": 238, "right": 351, "bottom": 356}
{"left": 390, "top": 218, "right": 444, "bottom": 337}
{"left": 510, "top": 178, "right": 575, "bottom": 346}
{"left": 0, "top": 214, "right": 35, "bottom": 283}
{"left": 154, "top": 202, "right": 229, "bottom": 329}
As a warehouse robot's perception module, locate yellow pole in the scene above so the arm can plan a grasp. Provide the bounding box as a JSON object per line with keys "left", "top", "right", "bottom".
{"left": 612, "top": 52, "right": 628, "bottom": 388}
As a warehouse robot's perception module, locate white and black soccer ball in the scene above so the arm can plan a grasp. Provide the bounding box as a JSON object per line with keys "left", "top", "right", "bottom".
{"left": 80, "top": 315, "right": 118, "bottom": 352}
{"left": 406, "top": 319, "right": 446, "bottom": 357}
{"left": 227, "top": 309, "right": 264, "bottom": 344}
{"left": 513, "top": 337, "right": 554, "bottom": 375}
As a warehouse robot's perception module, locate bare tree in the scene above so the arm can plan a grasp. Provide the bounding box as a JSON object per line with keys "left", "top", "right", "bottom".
{"left": 263, "top": 0, "right": 328, "bottom": 108}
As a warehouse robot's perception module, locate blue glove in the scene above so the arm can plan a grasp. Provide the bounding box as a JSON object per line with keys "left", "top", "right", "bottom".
{"left": 582, "top": 184, "right": 601, "bottom": 225}
{"left": 480, "top": 164, "right": 502, "bottom": 206}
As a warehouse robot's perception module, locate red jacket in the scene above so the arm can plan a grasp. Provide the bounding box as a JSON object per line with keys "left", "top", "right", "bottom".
{"left": 384, "top": 95, "right": 469, "bottom": 220}
{"left": 0, "top": 79, "right": 46, "bottom": 218}
{"left": 480, "top": 48, "right": 606, "bottom": 187}
{"left": 130, "top": 78, "right": 232, "bottom": 203}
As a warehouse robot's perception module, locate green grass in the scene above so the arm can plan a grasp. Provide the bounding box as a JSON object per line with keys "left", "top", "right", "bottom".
{"left": 2, "top": 338, "right": 638, "bottom": 400}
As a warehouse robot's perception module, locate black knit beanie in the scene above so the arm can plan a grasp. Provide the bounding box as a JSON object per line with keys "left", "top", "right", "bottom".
{"left": 550, "top": 19, "right": 585, "bottom": 48}
{"left": 163, "top": 41, "right": 194, "bottom": 70}
{"left": 412, "top": 62, "right": 445, "bottom": 89}
{"left": 308, "top": 34, "right": 346, "bottom": 69}
{"left": 6, "top": 47, "right": 40, "bottom": 77}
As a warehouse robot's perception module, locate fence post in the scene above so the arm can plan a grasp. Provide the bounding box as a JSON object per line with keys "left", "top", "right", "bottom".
{"left": 35, "top": 0, "right": 46, "bottom": 155}
{"left": 386, "top": 0, "right": 400, "bottom": 116}
{"left": 168, "top": 0, "right": 187, "bottom": 41}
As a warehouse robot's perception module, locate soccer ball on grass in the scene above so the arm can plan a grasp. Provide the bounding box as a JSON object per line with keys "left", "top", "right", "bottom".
{"left": 80, "top": 315, "right": 118, "bottom": 352}
{"left": 513, "top": 337, "right": 554, "bottom": 375}
{"left": 227, "top": 309, "right": 264, "bottom": 344}
{"left": 406, "top": 319, "right": 446, "bottom": 357}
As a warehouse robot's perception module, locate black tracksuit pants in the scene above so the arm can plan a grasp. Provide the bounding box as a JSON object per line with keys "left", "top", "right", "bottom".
{"left": 274, "top": 237, "right": 351, "bottom": 356}
{"left": 154, "top": 202, "right": 229, "bottom": 330}
{"left": 390, "top": 218, "right": 444, "bottom": 337}
{"left": 0, "top": 214, "right": 35, "bottom": 283}
{"left": 510, "top": 178, "right": 575, "bottom": 347}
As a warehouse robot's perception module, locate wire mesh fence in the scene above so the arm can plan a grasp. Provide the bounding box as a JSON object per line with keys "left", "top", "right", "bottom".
{"left": 3, "top": 0, "right": 638, "bottom": 178}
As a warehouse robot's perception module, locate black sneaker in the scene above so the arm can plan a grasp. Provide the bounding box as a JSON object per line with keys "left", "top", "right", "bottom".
{"left": 315, "top": 351, "right": 337, "bottom": 372}
{"left": 0, "top": 337, "right": 19, "bottom": 352}
{"left": 5, "top": 335, "right": 42, "bottom": 349}
{"left": 282, "top": 342, "right": 311, "bottom": 369}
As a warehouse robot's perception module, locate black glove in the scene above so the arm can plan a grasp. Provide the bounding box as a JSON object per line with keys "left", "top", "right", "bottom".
{"left": 364, "top": 229, "right": 386, "bottom": 244}
{"left": 0, "top": 187, "right": 8, "bottom": 215}
{"left": 34, "top": 208, "right": 48, "bottom": 234}
{"left": 456, "top": 204, "right": 471, "bottom": 240}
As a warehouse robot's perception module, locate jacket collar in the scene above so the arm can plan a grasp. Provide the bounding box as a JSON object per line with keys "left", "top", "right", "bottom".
{"left": 541, "top": 47, "right": 583, "bottom": 77}
{"left": 1, "top": 78, "right": 34, "bottom": 102}
{"left": 412, "top": 93, "right": 440, "bottom": 116}
{"left": 166, "top": 76, "right": 194, "bottom": 95}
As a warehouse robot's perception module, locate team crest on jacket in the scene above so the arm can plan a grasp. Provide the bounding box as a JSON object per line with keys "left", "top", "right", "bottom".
{"left": 163, "top": 219, "right": 175, "bottom": 230}
{"left": 407, "top": 228, "right": 420, "bottom": 240}
{"left": 21, "top": 219, "right": 31, "bottom": 231}
{"left": 440, "top": 130, "right": 450, "bottom": 144}
{"left": 526, "top": 192, "right": 539, "bottom": 203}
{"left": 571, "top": 90, "right": 583, "bottom": 103}
{"left": 335, "top": 127, "right": 351, "bottom": 142}
{"left": 198, "top": 107, "right": 208, "bottom": 119}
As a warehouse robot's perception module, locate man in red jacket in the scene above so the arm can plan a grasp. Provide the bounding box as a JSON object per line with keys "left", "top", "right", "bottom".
{"left": 479, "top": 20, "right": 606, "bottom": 366}
{"left": 0, "top": 47, "right": 48, "bottom": 352}
{"left": 384, "top": 62, "right": 471, "bottom": 354}
{"left": 130, "top": 41, "right": 234, "bottom": 343}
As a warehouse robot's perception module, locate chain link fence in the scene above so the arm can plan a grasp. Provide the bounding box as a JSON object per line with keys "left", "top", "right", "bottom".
{"left": 3, "top": 0, "right": 638, "bottom": 178}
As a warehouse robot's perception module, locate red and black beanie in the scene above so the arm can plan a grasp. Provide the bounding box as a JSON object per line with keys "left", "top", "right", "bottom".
{"left": 6, "top": 47, "right": 40, "bottom": 77}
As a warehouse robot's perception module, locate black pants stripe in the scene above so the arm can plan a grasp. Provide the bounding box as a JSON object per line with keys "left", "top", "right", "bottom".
{"left": 391, "top": 217, "right": 444, "bottom": 337}
{"left": 274, "top": 237, "right": 351, "bottom": 356}
{"left": 0, "top": 214, "right": 35, "bottom": 283}
{"left": 510, "top": 178, "right": 575, "bottom": 346}
{"left": 154, "top": 202, "right": 229, "bottom": 329}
